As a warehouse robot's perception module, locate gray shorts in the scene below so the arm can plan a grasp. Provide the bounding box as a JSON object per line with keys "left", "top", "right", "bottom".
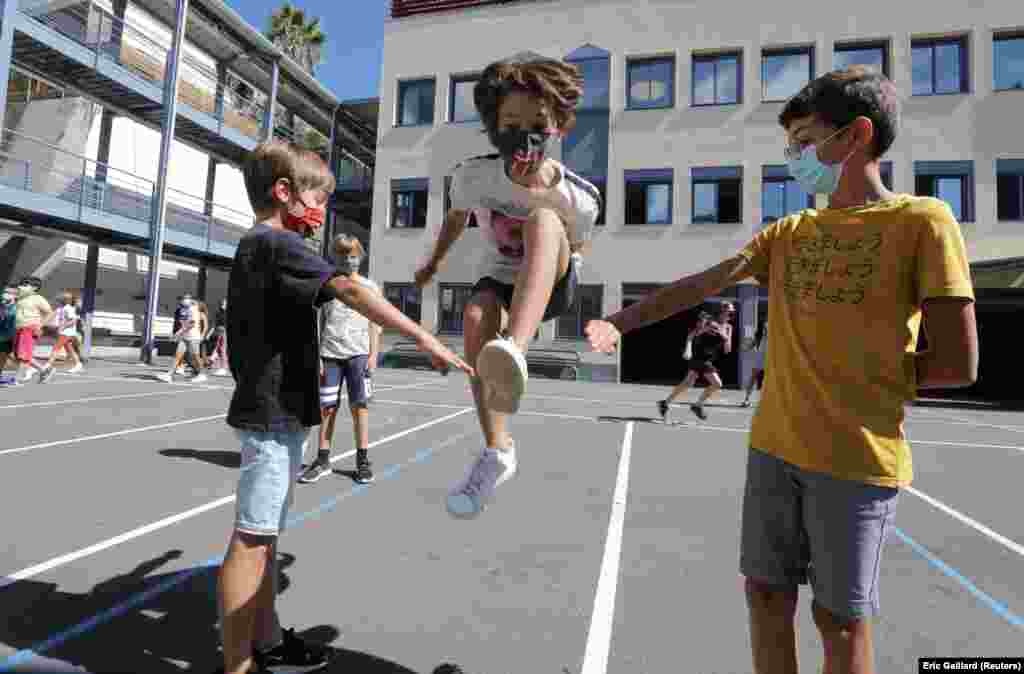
{"left": 740, "top": 448, "right": 899, "bottom": 621}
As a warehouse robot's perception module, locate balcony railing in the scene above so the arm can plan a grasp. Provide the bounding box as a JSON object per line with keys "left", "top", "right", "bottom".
{"left": 19, "top": 1, "right": 281, "bottom": 142}
{"left": 0, "top": 128, "right": 252, "bottom": 252}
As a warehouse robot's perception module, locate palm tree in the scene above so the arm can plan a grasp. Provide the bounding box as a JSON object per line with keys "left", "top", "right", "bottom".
{"left": 266, "top": 3, "right": 326, "bottom": 77}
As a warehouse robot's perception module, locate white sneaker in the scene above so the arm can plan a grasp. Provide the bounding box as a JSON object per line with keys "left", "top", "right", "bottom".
{"left": 213, "top": 368, "right": 229, "bottom": 377}
{"left": 68, "top": 364, "right": 83, "bottom": 374}
{"left": 476, "top": 336, "right": 528, "bottom": 414}
{"left": 190, "top": 374, "right": 208, "bottom": 383}
{"left": 157, "top": 372, "right": 173, "bottom": 383}
{"left": 174, "top": 367, "right": 185, "bottom": 375}
{"left": 446, "top": 444, "right": 518, "bottom": 519}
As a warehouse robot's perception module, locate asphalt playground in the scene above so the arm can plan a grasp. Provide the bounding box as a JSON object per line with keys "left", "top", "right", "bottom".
{"left": 1, "top": 351, "right": 1022, "bottom": 673}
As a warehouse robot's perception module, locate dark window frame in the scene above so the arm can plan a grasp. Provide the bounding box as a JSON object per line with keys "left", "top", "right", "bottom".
{"left": 625, "top": 170, "right": 674, "bottom": 226}
{"left": 993, "top": 32, "right": 1024, "bottom": 92}
{"left": 760, "top": 175, "right": 814, "bottom": 225}
{"left": 997, "top": 162, "right": 1024, "bottom": 221}
{"left": 915, "top": 164, "right": 975, "bottom": 223}
{"left": 437, "top": 283, "right": 475, "bottom": 336}
{"left": 691, "top": 51, "right": 743, "bottom": 107}
{"left": 691, "top": 170, "right": 744, "bottom": 225}
{"left": 911, "top": 36, "right": 970, "bottom": 96}
{"left": 833, "top": 40, "right": 890, "bottom": 77}
{"left": 390, "top": 179, "right": 429, "bottom": 229}
{"left": 556, "top": 284, "right": 604, "bottom": 340}
{"left": 625, "top": 56, "right": 676, "bottom": 111}
{"left": 761, "top": 46, "right": 815, "bottom": 102}
{"left": 396, "top": 78, "right": 436, "bottom": 127}
{"left": 448, "top": 73, "right": 480, "bottom": 123}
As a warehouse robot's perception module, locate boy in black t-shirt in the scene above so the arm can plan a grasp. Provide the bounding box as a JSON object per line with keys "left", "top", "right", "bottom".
{"left": 216, "top": 141, "right": 472, "bottom": 674}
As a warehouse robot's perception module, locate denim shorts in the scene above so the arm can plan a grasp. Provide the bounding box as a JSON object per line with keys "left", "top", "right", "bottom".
{"left": 740, "top": 448, "right": 899, "bottom": 621}
{"left": 234, "top": 429, "right": 309, "bottom": 536}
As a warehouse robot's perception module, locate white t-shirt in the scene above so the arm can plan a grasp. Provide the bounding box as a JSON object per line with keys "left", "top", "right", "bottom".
{"left": 184, "top": 305, "right": 202, "bottom": 341}
{"left": 56, "top": 304, "right": 78, "bottom": 337}
{"left": 320, "top": 276, "right": 380, "bottom": 360}
{"left": 449, "top": 155, "right": 602, "bottom": 285}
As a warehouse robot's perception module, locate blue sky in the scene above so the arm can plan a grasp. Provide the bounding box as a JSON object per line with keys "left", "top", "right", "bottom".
{"left": 225, "top": 0, "right": 386, "bottom": 102}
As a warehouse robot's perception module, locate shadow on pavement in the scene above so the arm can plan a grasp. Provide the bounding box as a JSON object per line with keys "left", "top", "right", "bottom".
{"left": 160, "top": 448, "right": 241, "bottom": 469}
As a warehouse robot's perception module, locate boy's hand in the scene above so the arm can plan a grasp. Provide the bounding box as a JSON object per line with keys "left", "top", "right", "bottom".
{"left": 416, "top": 333, "right": 473, "bottom": 376}
{"left": 585, "top": 319, "right": 620, "bottom": 354}
{"left": 414, "top": 262, "right": 437, "bottom": 289}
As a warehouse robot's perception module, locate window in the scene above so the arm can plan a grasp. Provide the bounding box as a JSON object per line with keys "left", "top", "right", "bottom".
{"left": 762, "top": 47, "right": 813, "bottom": 102}
{"left": 385, "top": 283, "right": 422, "bottom": 324}
{"left": 915, "top": 161, "right": 974, "bottom": 222}
{"left": 997, "top": 159, "right": 1024, "bottom": 221}
{"left": 625, "top": 169, "right": 673, "bottom": 225}
{"left": 438, "top": 284, "right": 475, "bottom": 335}
{"left": 994, "top": 33, "right": 1024, "bottom": 91}
{"left": 912, "top": 37, "right": 968, "bottom": 95}
{"left": 692, "top": 52, "right": 741, "bottom": 106}
{"left": 833, "top": 41, "right": 889, "bottom": 77}
{"left": 391, "top": 178, "right": 428, "bottom": 228}
{"left": 557, "top": 284, "right": 604, "bottom": 339}
{"left": 443, "top": 176, "right": 477, "bottom": 227}
{"left": 761, "top": 165, "right": 813, "bottom": 224}
{"left": 449, "top": 74, "right": 479, "bottom": 122}
{"left": 626, "top": 57, "right": 674, "bottom": 109}
{"left": 691, "top": 167, "right": 743, "bottom": 224}
{"left": 397, "top": 78, "right": 435, "bottom": 126}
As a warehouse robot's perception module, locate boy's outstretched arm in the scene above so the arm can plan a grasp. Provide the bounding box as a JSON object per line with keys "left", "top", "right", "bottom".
{"left": 414, "top": 209, "right": 469, "bottom": 288}
{"left": 326, "top": 275, "right": 473, "bottom": 376}
{"left": 586, "top": 255, "right": 754, "bottom": 353}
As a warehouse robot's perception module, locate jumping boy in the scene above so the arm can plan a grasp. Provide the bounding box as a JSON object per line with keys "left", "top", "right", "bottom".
{"left": 415, "top": 52, "right": 601, "bottom": 519}
{"left": 298, "top": 233, "right": 381, "bottom": 485}
{"left": 216, "top": 141, "right": 471, "bottom": 674}
{"left": 586, "top": 66, "right": 978, "bottom": 674}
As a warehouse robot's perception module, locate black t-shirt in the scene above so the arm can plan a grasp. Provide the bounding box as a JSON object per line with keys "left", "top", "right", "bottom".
{"left": 226, "top": 225, "right": 338, "bottom": 432}
{"left": 693, "top": 330, "right": 726, "bottom": 362}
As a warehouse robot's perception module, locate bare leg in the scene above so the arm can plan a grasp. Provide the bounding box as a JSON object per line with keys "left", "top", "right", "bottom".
{"left": 351, "top": 405, "right": 369, "bottom": 449}
{"left": 665, "top": 370, "right": 699, "bottom": 404}
{"left": 696, "top": 371, "right": 723, "bottom": 407}
{"left": 0, "top": 352, "right": 9, "bottom": 374}
{"left": 744, "top": 368, "right": 763, "bottom": 403}
{"left": 813, "top": 601, "right": 876, "bottom": 674}
{"left": 253, "top": 541, "right": 283, "bottom": 651}
{"left": 463, "top": 290, "right": 509, "bottom": 449}
{"left": 505, "top": 208, "right": 571, "bottom": 352}
{"left": 319, "top": 407, "right": 338, "bottom": 452}
{"left": 745, "top": 579, "right": 800, "bottom": 674}
{"left": 218, "top": 531, "right": 274, "bottom": 674}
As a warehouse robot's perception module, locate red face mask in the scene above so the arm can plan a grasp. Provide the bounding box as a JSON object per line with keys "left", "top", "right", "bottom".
{"left": 284, "top": 198, "right": 325, "bottom": 238}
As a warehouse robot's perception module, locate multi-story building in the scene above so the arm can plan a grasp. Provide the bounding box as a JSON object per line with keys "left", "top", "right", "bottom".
{"left": 374, "top": 0, "right": 1024, "bottom": 396}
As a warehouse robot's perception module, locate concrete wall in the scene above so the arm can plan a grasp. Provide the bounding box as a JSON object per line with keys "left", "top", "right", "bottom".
{"left": 374, "top": 0, "right": 1024, "bottom": 355}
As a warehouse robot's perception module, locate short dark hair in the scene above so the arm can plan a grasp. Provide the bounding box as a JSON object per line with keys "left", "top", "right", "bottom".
{"left": 22, "top": 276, "right": 42, "bottom": 289}
{"left": 474, "top": 54, "right": 583, "bottom": 148}
{"left": 243, "top": 140, "right": 336, "bottom": 212}
{"left": 779, "top": 65, "right": 899, "bottom": 158}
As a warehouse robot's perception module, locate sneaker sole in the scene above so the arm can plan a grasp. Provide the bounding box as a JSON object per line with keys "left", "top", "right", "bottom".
{"left": 355, "top": 475, "right": 375, "bottom": 484}
{"left": 297, "top": 467, "right": 331, "bottom": 484}
{"left": 477, "top": 340, "right": 527, "bottom": 415}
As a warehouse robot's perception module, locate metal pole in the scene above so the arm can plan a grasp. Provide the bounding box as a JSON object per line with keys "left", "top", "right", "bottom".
{"left": 263, "top": 58, "right": 280, "bottom": 141}
{"left": 0, "top": 0, "right": 19, "bottom": 132}
{"left": 81, "top": 243, "right": 100, "bottom": 359}
{"left": 139, "top": 0, "right": 190, "bottom": 364}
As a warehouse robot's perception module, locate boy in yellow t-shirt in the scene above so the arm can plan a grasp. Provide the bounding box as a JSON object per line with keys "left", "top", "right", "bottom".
{"left": 586, "top": 66, "right": 978, "bottom": 674}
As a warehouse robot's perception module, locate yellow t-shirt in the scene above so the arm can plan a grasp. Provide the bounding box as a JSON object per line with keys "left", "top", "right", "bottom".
{"left": 739, "top": 195, "right": 974, "bottom": 487}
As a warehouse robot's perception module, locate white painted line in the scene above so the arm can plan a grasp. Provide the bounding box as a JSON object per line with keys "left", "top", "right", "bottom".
{"left": 0, "top": 414, "right": 228, "bottom": 457}
{"left": 912, "top": 438, "right": 1024, "bottom": 452}
{"left": 1, "top": 407, "right": 473, "bottom": 585}
{"left": 581, "top": 422, "right": 634, "bottom": 674}
{"left": 906, "top": 485, "right": 1024, "bottom": 559}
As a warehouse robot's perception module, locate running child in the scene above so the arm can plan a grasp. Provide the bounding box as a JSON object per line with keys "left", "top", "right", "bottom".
{"left": 415, "top": 52, "right": 601, "bottom": 518}
{"left": 13, "top": 277, "right": 54, "bottom": 384}
{"left": 44, "top": 291, "right": 84, "bottom": 374}
{"left": 298, "top": 233, "right": 382, "bottom": 485}
{"left": 586, "top": 66, "right": 978, "bottom": 674}
{"left": 216, "top": 140, "right": 471, "bottom": 674}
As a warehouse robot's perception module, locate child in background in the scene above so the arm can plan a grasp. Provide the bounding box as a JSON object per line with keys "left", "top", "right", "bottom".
{"left": 0, "top": 286, "right": 17, "bottom": 384}
{"left": 14, "top": 277, "right": 54, "bottom": 384}
{"left": 45, "top": 291, "right": 84, "bottom": 374}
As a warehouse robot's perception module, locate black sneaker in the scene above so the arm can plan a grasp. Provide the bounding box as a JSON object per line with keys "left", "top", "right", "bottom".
{"left": 355, "top": 450, "right": 374, "bottom": 484}
{"left": 255, "top": 628, "right": 332, "bottom": 672}
{"left": 690, "top": 404, "right": 707, "bottom": 421}
{"left": 433, "top": 665, "right": 467, "bottom": 674}
{"left": 298, "top": 459, "right": 332, "bottom": 484}
{"left": 656, "top": 399, "right": 669, "bottom": 421}
{"left": 38, "top": 366, "right": 56, "bottom": 384}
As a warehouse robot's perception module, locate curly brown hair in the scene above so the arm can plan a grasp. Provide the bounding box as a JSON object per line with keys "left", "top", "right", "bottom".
{"left": 474, "top": 54, "right": 584, "bottom": 146}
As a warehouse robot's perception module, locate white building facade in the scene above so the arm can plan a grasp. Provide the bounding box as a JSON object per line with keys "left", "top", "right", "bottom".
{"left": 374, "top": 0, "right": 1024, "bottom": 384}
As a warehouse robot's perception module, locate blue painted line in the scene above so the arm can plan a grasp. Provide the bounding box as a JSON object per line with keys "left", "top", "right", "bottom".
{"left": 892, "top": 527, "right": 1024, "bottom": 629}
{"left": 0, "top": 445, "right": 441, "bottom": 673}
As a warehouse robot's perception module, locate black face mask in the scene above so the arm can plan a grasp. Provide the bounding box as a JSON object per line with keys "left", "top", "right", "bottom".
{"left": 491, "top": 128, "right": 557, "bottom": 174}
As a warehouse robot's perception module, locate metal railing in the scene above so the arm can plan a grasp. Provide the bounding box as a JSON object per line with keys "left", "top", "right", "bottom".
{"left": 0, "top": 128, "right": 252, "bottom": 253}
{"left": 19, "top": 1, "right": 279, "bottom": 141}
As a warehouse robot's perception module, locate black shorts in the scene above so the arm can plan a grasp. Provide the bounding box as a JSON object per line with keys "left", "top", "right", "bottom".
{"left": 688, "top": 359, "right": 719, "bottom": 376}
{"left": 471, "top": 257, "right": 578, "bottom": 323}
{"left": 320, "top": 355, "right": 371, "bottom": 409}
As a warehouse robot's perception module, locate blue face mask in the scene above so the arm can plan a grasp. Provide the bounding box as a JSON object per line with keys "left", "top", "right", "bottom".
{"left": 784, "top": 125, "right": 853, "bottom": 195}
